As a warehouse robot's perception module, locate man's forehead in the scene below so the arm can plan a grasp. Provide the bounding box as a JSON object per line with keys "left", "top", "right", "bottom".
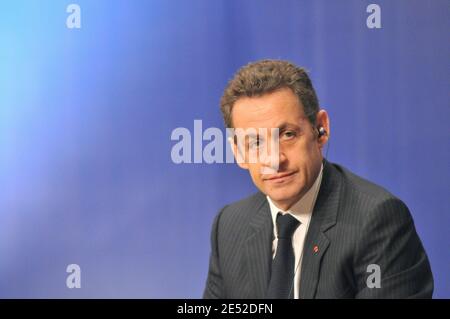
{"left": 232, "top": 114, "right": 307, "bottom": 131}
{"left": 231, "top": 91, "right": 306, "bottom": 128}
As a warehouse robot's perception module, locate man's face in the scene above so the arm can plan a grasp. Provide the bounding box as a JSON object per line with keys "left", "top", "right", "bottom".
{"left": 231, "top": 87, "right": 329, "bottom": 210}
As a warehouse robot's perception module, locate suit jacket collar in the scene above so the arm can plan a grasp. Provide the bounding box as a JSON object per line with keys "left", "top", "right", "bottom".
{"left": 299, "top": 159, "right": 341, "bottom": 298}
{"left": 245, "top": 192, "right": 273, "bottom": 298}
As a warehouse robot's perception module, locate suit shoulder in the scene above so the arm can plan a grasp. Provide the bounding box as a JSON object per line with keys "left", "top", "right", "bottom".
{"left": 336, "top": 163, "right": 399, "bottom": 203}
{"left": 219, "top": 191, "right": 266, "bottom": 223}
{"left": 332, "top": 163, "right": 411, "bottom": 221}
{"left": 226, "top": 191, "right": 266, "bottom": 209}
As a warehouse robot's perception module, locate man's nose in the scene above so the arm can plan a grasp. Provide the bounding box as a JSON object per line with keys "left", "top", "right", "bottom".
{"left": 259, "top": 145, "right": 286, "bottom": 174}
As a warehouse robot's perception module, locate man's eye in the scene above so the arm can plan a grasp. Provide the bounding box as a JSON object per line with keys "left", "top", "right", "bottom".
{"left": 248, "top": 139, "right": 260, "bottom": 149}
{"left": 282, "top": 131, "right": 296, "bottom": 140}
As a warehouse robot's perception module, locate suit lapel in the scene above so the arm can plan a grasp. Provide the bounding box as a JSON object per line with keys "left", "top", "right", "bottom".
{"left": 245, "top": 194, "right": 273, "bottom": 299}
{"left": 299, "top": 160, "right": 341, "bottom": 299}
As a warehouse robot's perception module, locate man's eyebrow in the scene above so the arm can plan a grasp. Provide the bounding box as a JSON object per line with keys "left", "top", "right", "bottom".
{"left": 245, "top": 132, "right": 258, "bottom": 139}
{"left": 276, "top": 122, "right": 302, "bottom": 131}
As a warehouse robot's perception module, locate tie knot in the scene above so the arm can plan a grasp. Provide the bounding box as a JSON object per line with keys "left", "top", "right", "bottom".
{"left": 276, "top": 213, "right": 300, "bottom": 239}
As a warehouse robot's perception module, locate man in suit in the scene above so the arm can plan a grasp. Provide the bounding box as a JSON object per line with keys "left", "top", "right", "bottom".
{"left": 203, "top": 59, "right": 433, "bottom": 299}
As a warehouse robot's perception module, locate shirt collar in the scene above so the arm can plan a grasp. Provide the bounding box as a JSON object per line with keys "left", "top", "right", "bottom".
{"left": 267, "top": 163, "right": 324, "bottom": 231}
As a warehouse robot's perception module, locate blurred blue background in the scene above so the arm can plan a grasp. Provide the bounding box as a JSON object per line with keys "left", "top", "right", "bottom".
{"left": 0, "top": 0, "right": 448, "bottom": 298}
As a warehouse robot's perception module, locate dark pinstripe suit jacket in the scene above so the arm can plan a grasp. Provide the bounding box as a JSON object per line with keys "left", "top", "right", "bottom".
{"left": 203, "top": 160, "right": 433, "bottom": 298}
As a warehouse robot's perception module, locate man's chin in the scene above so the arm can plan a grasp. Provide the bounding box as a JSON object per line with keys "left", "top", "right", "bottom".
{"left": 265, "top": 190, "right": 302, "bottom": 208}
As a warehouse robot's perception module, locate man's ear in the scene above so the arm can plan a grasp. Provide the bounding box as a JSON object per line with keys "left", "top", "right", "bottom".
{"left": 316, "top": 109, "right": 330, "bottom": 148}
{"left": 228, "top": 137, "right": 249, "bottom": 169}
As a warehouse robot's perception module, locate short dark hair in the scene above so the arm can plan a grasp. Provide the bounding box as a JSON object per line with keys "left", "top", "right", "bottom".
{"left": 220, "top": 59, "right": 320, "bottom": 127}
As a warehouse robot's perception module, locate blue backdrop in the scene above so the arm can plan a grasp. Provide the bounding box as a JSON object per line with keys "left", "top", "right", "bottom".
{"left": 0, "top": 0, "right": 448, "bottom": 298}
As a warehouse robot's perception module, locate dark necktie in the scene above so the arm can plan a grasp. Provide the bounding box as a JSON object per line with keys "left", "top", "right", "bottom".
{"left": 266, "top": 213, "right": 300, "bottom": 299}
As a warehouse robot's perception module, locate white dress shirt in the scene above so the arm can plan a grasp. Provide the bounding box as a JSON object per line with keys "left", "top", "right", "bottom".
{"left": 266, "top": 164, "right": 323, "bottom": 299}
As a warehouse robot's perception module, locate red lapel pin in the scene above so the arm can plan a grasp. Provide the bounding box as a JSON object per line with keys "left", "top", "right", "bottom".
{"left": 313, "top": 245, "right": 319, "bottom": 254}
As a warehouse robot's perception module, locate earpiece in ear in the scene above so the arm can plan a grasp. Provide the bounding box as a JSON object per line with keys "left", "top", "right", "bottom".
{"left": 317, "top": 127, "right": 326, "bottom": 138}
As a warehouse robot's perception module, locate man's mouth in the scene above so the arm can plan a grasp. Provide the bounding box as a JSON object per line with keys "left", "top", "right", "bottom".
{"left": 263, "top": 171, "right": 297, "bottom": 182}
